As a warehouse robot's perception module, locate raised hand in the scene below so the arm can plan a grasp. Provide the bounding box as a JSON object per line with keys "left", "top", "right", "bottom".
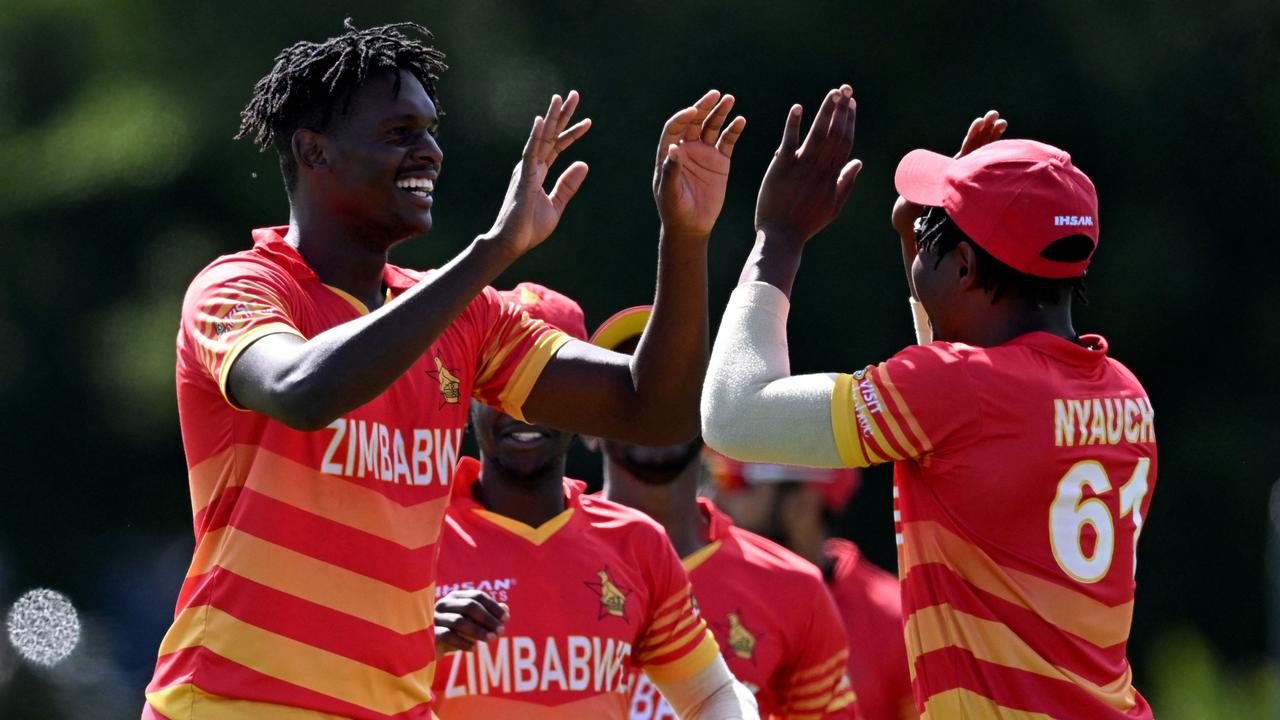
{"left": 433, "top": 589, "right": 509, "bottom": 656}
{"left": 653, "top": 90, "right": 746, "bottom": 239}
{"left": 891, "top": 110, "right": 1007, "bottom": 240}
{"left": 755, "top": 85, "right": 861, "bottom": 247}
{"left": 486, "top": 91, "right": 592, "bottom": 258}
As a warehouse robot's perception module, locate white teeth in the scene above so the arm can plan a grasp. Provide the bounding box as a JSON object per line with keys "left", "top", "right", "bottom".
{"left": 395, "top": 177, "right": 434, "bottom": 193}
{"left": 509, "top": 432, "right": 543, "bottom": 442}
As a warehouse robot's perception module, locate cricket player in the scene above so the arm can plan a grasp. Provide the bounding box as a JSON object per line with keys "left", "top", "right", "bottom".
{"left": 589, "top": 307, "right": 857, "bottom": 719}
{"left": 705, "top": 452, "right": 917, "bottom": 720}
{"left": 429, "top": 282, "right": 757, "bottom": 719}
{"left": 144, "top": 20, "right": 745, "bottom": 719}
{"left": 701, "top": 86, "right": 1157, "bottom": 718}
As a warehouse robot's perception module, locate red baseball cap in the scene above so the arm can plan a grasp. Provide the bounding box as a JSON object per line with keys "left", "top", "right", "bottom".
{"left": 895, "top": 138, "right": 1099, "bottom": 279}
{"left": 702, "top": 448, "right": 861, "bottom": 514}
{"left": 498, "top": 282, "right": 588, "bottom": 341}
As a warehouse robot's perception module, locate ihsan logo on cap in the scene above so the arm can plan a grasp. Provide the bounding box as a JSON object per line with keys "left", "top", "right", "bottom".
{"left": 1053, "top": 215, "right": 1094, "bottom": 227}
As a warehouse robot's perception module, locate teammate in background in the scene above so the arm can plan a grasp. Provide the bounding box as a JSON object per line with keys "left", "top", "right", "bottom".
{"left": 701, "top": 86, "right": 1157, "bottom": 718}
{"left": 429, "top": 282, "right": 757, "bottom": 719}
{"left": 589, "top": 307, "right": 856, "bottom": 720}
{"left": 144, "top": 20, "right": 746, "bottom": 719}
{"left": 705, "top": 452, "right": 917, "bottom": 720}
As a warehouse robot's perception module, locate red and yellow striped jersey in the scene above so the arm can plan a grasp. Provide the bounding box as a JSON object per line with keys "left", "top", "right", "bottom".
{"left": 628, "top": 499, "right": 856, "bottom": 720}
{"left": 432, "top": 458, "right": 721, "bottom": 719}
{"left": 824, "top": 539, "right": 916, "bottom": 720}
{"left": 144, "top": 227, "right": 569, "bottom": 720}
{"left": 830, "top": 333, "right": 1156, "bottom": 719}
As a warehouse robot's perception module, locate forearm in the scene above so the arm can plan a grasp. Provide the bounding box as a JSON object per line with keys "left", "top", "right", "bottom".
{"left": 701, "top": 282, "right": 845, "bottom": 467}
{"left": 737, "top": 228, "right": 805, "bottom": 297}
{"left": 631, "top": 228, "right": 710, "bottom": 438}
{"left": 233, "top": 236, "right": 515, "bottom": 429}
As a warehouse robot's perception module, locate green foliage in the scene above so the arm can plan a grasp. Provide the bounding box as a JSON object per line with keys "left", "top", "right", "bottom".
{"left": 1149, "top": 626, "right": 1279, "bottom": 720}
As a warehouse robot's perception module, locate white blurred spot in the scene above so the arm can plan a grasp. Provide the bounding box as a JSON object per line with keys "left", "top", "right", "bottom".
{"left": 6, "top": 588, "right": 80, "bottom": 666}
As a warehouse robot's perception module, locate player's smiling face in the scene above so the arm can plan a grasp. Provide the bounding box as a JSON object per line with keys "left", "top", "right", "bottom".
{"left": 317, "top": 69, "right": 442, "bottom": 247}
{"left": 471, "top": 401, "right": 574, "bottom": 482}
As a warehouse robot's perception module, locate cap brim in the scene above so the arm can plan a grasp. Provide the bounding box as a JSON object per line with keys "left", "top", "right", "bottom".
{"left": 894, "top": 149, "right": 955, "bottom": 206}
{"left": 590, "top": 306, "right": 652, "bottom": 350}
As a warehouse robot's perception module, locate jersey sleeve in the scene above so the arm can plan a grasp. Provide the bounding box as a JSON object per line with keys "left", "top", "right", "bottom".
{"left": 179, "top": 259, "right": 306, "bottom": 406}
{"left": 830, "top": 342, "right": 980, "bottom": 468}
{"left": 772, "top": 582, "right": 858, "bottom": 719}
{"left": 466, "top": 286, "right": 572, "bottom": 423}
{"left": 633, "top": 534, "right": 722, "bottom": 685}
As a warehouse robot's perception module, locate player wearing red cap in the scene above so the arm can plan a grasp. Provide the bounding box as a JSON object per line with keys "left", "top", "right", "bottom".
{"left": 145, "top": 20, "right": 747, "bottom": 720}
{"left": 702, "top": 87, "right": 1156, "bottom": 719}
{"left": 705, "top": 453, "right": 917, "bottom": 720}
{"left": 429, "top": 283, "right": 757, "bottom": 719}
{"left": 590, "top": 308, "right": 856, "bottom": 720}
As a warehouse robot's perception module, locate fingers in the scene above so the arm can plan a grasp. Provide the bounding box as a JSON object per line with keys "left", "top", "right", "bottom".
{"left": 546, "top": 118, "right": 591, "bottom": 168}
{"left": 657, "top": 106, "right": 701, "bottom": 169}
{"left": 798, "top": 88, "right": 842, "bottom": 158}
{"left": 777, "top": 104, "right": 803, "bottom": 155}
{"left": 549, "top": 161, "right": 590, "bottom": 214}
{"left": 958, "top": 110, "right": 1005, "bottom": 157}
{"left": 716, "top": 116, "right": 747, "bottom": 158}
{"left": 700, "top": 94, "right": 736, "bottom": 145}
{"left": 835, "top": 158, "right": 863, "bottom": 214}
{"left": 525, "top": 92, "right": 590, "bottom": 168}
{"left": 823, "top": 85, "right": 855, "bottom": 165}
{"left": 684, "top": 90, "right": 722, "bottom": 141}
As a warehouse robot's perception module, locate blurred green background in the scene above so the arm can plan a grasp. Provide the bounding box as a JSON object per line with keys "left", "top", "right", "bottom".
{"left": 0, "top": 0, "right": 1276, "bottom": 716}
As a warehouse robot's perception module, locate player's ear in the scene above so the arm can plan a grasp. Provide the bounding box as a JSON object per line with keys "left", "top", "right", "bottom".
{"left": 954, "top": 241, "right": 979, "bottom": 290}
{"left": 293, "top": 129, "right": 329, "bottom": 175}
{"left": 579, "top": 435, "right": 602, "bottom": 453}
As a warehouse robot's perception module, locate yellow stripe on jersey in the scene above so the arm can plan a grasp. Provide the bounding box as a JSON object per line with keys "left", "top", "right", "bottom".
{"left": 641, "top": 628, "right": 721, "bottom": 684}
{"left": 321, "top": 283, "right": 371, "bottom": 315}
{"left": 789, "top": 647, "right": 848, "bottom": 683}
{"left": 900, "top": 521, "right": 1134, "bottom": 648}
{"left": 831, "top": 374, "right": 869, "bottom": 467}
{"left": 681, "top": 540, "right": 722, "bottom": 572}
{"left": 878, "top": 363, "right": 933, "bottom": 454}
{"left": 472, "top": 507, "right": 575, "bottom": 546}
{"left": 639, "top": 609, "right": 704, "bottom": 659}
{"left": 215, "top": 322, "right": 305, "bottom": 407}
{"left": 146, "top": 683, "right": 352, "bottom": 720}
{"left": 921, "top": 688, "right": 1055, "bottom": 720}
{"left": 905, "top": 603, "right": 1138, "bottom": 711}
{"left": 498, "top": 329, "right": 572, "bottom": 423}
{"left": 159, "top": 605, "right": 434, "bottom": 715}
{"left": 188, "top": 527, "right": 434, "bottom": 633}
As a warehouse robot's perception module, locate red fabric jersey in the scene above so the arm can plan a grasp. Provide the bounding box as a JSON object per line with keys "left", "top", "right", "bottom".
{"left": 432, "top": 458, "right": 721, "bottom": 719}
{"left": 824, "top": 539, "right": 916, "bottom": 720}
{"left": 144, "top": 227, "right": 569, "bottom": 720}
{"left": 628, "top": 499, "right": 856, "bottom": 720}
{"left": 830, "top": 333, "right": 1156, "bottom": 718}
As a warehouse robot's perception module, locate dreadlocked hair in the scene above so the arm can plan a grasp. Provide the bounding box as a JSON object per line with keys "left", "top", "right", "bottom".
{"left": 235, "top": 18, "right": 448, "bottom": 190}
{"left": 915, "top": 206, "right": 1089, "bottom": 309}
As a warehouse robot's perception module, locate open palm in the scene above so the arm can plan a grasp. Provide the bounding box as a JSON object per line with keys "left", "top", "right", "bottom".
{"left": 654, "top": 91, "right": 746, "bottom": 239}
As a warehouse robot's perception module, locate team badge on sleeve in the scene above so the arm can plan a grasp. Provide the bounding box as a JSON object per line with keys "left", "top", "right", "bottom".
{"left": 586, "top": 568, "right": 632, "bottom": 621}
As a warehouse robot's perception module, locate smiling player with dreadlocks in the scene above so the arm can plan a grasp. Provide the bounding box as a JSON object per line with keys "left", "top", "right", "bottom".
{"left": 142, "top": 19, "right": 747, "bottom": 720}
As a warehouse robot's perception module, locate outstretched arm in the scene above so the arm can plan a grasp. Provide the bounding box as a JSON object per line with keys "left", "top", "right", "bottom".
{"left": 521, "top": 91, "right": 746, "bottom": 444}
{"left": 226, "top": 93, "right": 591, "bottom": 430}
{"left": 701, "top": 86, "right": 861, "bottom": 466}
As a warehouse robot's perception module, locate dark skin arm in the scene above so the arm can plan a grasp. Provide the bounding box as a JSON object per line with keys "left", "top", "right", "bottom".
{"left": 522, "top": 91, "right": 745, "bottom": 444}
{"left": 229, "top": 92, "right": 591, "bottom": 430}
{"left": 434, "top": 590, "right": 509, "bottom": 656}
{"left": 891, "top": 110, "right": 1008, "bottom": 296}
{"left": 740, "top": 86, "right": 861, "bottom": 297}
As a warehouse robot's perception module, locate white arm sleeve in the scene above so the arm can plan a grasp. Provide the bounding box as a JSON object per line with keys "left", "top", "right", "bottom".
{"left": 701, "top": 281, "right": 845, "bottom": 468}
{"left": 653, "top": 653, "right": 760, "bottom": 720}
{"left": 910, "top": 296, "right": 933, "bottom": 345}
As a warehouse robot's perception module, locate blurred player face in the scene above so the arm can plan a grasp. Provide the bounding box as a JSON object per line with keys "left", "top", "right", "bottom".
{"left": 313, "top": 69, "right": 442, "bottom": 247}
{"left": 470, "top": 401, "right": 574, "bottom": 482}
{"left": 715, "top": 482, "right": 827, "bottom": 564}
{"left": 600, "top": 436, "right": 705, "bottom": 486}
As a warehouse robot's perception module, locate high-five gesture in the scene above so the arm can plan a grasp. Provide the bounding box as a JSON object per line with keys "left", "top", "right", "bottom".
{"left": 653, "top": 90, "right": 746, "bottom": 239}
{"left": 487, "top": 91, "right": 593, "bottom": 258}
{"left": 755, "top": 85, "right": 861, "bottom": 247}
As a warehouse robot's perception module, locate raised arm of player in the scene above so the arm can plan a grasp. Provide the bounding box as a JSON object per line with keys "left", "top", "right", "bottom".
{"left": 894, "top": 111, "right": 1007, "bottom": 344}
{"left": 701, "top": 86, "right": 861, "bottom": 466}
{"left": 520, "top": 90, "right": 746, "bottom": 444}
{"left": 226, "top": 92, "right": 592, "bottom": 430}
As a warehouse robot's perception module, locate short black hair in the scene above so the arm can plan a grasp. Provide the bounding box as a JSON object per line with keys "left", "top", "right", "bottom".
{"left": 915, "top": 207, "right": 1089, "bottom": 309}
{"left": 235, "top": 19, "right": 447, "bottom": 191}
